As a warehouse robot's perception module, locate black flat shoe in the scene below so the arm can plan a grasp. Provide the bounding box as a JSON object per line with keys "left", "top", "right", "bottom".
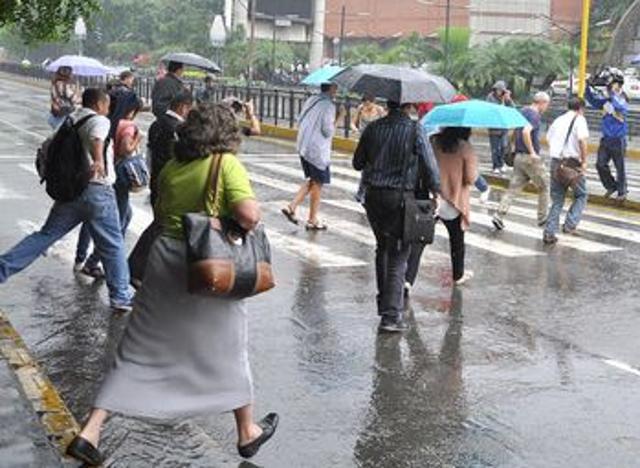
{"left": 66, "top": 435, "right": 104, "bottom": 466}
{"left": 238, "top": 413, "right": 279, "bottom": 459}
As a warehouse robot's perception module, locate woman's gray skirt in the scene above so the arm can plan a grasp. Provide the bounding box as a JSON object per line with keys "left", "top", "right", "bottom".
{"left": 95, "top": 236, "right": 253, "bottom": 419}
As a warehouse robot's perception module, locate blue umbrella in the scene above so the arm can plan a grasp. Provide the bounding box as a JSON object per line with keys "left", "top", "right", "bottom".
{"left": 422, "top": 100, "right": 529, "bottom": 129}
{"left": 301, "top": 65, "right": 344, "bottom": 86}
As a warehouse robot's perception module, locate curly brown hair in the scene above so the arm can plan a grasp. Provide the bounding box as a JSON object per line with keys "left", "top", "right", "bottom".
{"left": 174, "top": 103, "right": 241, "bottom": 162}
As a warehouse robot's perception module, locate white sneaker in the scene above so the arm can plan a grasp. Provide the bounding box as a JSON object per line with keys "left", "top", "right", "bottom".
{"left": 492, "top": 169, "right": 501, "bottom": 175}
{"left": 455, "top": 270, "right": 474, "bottom": 286}
{"left": 479, "top": 187, "right": 491, "bottom": 204}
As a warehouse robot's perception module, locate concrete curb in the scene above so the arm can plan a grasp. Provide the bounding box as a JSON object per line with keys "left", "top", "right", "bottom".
{"left": 0, "top": 311, "right": 79, "bottom": 461}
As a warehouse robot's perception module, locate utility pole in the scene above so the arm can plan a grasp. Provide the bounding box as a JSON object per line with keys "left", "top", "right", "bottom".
{"left": 249, "top": 0, "right": 257, "bottom": 81}
{"left": 272, "top": 18, "right": 277, "bottom": 78}
{"left": 339, "top": 4, "right": 346, "bottom": 66}
{"left": 310, "top": 0, "right": 326, "bottom": 71}
{"left": 577, "top": 0, "right": 591, "bottom": 98}
{"left": 443, "top": 0, "right": 451, "bottom": 77}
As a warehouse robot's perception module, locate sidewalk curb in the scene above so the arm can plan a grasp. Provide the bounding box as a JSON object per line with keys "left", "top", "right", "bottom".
{"left": 0, "top": 311, "right": 79, "bottom": 460}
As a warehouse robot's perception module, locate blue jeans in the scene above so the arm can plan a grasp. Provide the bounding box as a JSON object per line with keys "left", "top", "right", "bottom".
{"left": 76, "top": 185, "right": 131, "bottom": 269}
{"left": 475, "top": 175, "right": 489, "bottom": 193}
{"left": 544, "top": 160, "right": 588, "bottom": 236}
{"left": 0, "top": 184, "right": 131, "bottom": 304}
{"left": 489, "top": 132, "right": 507, "bottom": 170}
{"left": 596, "top": 137, "right": 627, "bottom": 196}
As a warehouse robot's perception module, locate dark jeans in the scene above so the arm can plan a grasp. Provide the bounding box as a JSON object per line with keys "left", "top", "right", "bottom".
{"left": 489, "top": 132, "right": 507, "bottom": 170}
{"left": 365, "top": 188, "right": 410, "bottom": 320}
{"left": 596, "top": 137, "right": 627, "bottom": 196}
{"left": 442, "top": 216, "right": 465, "bottom": 281}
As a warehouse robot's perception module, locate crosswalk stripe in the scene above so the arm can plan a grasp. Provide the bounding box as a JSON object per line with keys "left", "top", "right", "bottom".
{"left": 0, "top": 182, "right": 27, "bottom": 199}
{"left": 130, "top": 203, "right": 366, "bottom": 269}
{"left": 265, "top": 229, "right": 367, "bottom": 268}
{"left": 253, "top": 162, "right": 359, "bottom": 193}
{"left": 471, "top": 199, "right": 640, "bottom": 244}
{"left": 262, "top": 201, "right": 450, "bottom": 264}
{"left": 472, "top": 211, "right": 620, "bottom": 252}
{"left": 482, "top": 192, "right": 640, "bottom": 228}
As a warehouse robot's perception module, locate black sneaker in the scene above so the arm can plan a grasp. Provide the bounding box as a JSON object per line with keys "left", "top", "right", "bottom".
{"left": 604, "top": 189, "right": 616, "bottom": 198}
{"left": 562, "top": 225, "right": 577, "bottom": 235}
{"left": 543, "top": 234, "right": 558, "bottom": 245}
{"left": 378, "top": 316, "right": 409, "bottom": 333}
{"left": 492, "top": 215, "right": 504, "bottom": 231}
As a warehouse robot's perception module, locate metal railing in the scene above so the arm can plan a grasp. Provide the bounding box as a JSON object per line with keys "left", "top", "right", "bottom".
{"left": 2, "top": 61, "right": 640, "bottom": 140}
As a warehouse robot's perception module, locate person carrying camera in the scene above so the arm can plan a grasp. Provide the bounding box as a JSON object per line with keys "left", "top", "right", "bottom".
{"left": 585, "top": 68, "right": 629, "bottom": 202}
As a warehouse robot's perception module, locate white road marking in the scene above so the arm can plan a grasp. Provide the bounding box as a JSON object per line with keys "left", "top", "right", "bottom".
{"left": 0, "top": 182, "right": 27, "bottom": 199}
{"left": 18, "top": 163, "right": 38, "bottom": 176}
{"left": 472, "top": 211, "right": 619, "bottom": 253}
{"left": 265, "top": 229, "right": 367, "bottom": 268}
{"left": 0, "top": 117, "right": 47, "bottom": 139}
{"left": 471, "top": 199, "right": 640, "bottom": 244}
{"left": 602, "top": 359, "right": 640, "bottom": 377}
{"left": 253, "top": 162, "right": 360, "bottom": 193}
{"left": 251, "top": 172, "right": 544, "bottom": 258}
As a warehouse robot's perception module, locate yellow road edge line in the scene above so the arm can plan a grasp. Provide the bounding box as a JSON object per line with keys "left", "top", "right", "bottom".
{"left": 0, "top": 310, "right": 79, "bottom": 458}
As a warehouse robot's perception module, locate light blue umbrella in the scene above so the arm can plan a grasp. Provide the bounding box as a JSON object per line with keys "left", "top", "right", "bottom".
{"left": 422, "top": 100, "right": 529, "bottom": 129}
{"left": 301, "top": 65, "right": 344, "bottom": 86}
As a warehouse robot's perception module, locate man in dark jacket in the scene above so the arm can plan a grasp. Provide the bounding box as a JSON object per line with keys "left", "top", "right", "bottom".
{"left": 353, "top": 101, "right": 440, "bottom": 333}
{"left": 151, "top": 61, "right": 187, "bottom": 118}
{"left": 108, "top": 70, "right": 139, "bottom": 138}
{"left": 147, "top": 92, "right": 193, "bottom": 205}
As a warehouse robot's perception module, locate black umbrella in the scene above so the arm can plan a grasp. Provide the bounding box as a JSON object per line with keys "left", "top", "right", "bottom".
{"left": 161, "top": 52, "right": 221, "bottom": 73}
{"left": 331, "top": 64, "right": 456, "bottom": 103}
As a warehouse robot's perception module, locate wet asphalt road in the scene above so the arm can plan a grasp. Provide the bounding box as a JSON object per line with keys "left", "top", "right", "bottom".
{"left": 1, "top": 77, "right": 640, "bottom": 467}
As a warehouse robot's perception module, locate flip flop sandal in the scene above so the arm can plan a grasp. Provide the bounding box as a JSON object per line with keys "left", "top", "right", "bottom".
{"left": 305, "top": 221, "right": 328, "bottom": 231}
{"left": 281, "top": 206, "right": 299, "bottom": 225}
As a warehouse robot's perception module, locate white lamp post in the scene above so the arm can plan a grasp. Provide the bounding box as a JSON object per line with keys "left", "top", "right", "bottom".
{"left": 210, "top": 15, "right": 227, "bottom": 69}
{"left": 74, "top": 17, "right": 87, "bottom": 56}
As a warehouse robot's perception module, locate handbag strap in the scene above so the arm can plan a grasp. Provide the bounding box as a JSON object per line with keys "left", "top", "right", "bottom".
{"left": 205, "top": 154, "right": 224, "bottom": 215}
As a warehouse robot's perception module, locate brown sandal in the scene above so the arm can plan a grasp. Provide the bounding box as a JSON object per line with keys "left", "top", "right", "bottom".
{"left": 305, "top": 221, "right": 328, "bottom": 231}
{"left": 281, "top": 206, "right": 299, "bottom": 225}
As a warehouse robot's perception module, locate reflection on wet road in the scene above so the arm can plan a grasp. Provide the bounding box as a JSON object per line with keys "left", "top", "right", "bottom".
{"left": 1, "top": 77, "right": 640, "bottom": 467}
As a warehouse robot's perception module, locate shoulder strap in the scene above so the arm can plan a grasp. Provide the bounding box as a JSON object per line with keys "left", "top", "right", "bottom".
{"left": 73, "top": 114, "right": 96, "bottom": 130}
{"left": 561, "top": 114, "right": 579, "bottom": 152}
{"left": 298, "top": 95, "right": 326, "bottom": 126}
{"left": 206, "top": 154, "right": 225, "bottom": 215}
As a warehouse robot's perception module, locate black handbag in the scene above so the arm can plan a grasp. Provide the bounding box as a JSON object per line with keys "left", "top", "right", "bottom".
{"left": 401, "top": 123, "right": 436, "bottom": 245}
{"left": 182, "top": 154, "right": 275, "bottom": 298}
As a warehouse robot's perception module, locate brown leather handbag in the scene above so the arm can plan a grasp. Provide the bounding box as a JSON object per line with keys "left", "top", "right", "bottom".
{"left": 182, "top": 155, "right": 275, "bottom": 298}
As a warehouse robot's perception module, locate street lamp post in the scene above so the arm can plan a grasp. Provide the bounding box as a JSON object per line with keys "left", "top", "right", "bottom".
{"left": 339, "top": 5, "right": 346, "bottom": 66}
{"left": 209, "top": 14, "right": 227, "bottom": 70}
{"left": 74, "top": 17, "right": 87, "bottom": 56}
{"left": 444, "top": 0, "right": 451, "bottom": 77}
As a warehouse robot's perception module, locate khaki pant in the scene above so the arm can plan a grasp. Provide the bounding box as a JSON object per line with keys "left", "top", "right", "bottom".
{"left": 497, "top": 154, "right": 549, "bottom": 224}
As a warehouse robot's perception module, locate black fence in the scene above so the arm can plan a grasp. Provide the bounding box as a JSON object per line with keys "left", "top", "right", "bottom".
{"left": 3, "top": 61, "right": 640, "bottom": 140}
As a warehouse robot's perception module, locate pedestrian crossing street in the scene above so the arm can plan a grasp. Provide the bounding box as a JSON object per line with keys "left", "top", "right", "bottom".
{"left": 6, "top": 150, "right": 640, "bottom": 271}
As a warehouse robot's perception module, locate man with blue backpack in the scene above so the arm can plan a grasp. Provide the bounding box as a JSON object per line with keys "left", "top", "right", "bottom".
{"left": 0, "top": 88, "right": 133, "bottom": 312}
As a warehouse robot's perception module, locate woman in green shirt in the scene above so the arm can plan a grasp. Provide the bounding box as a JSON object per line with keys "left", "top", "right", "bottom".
{"left": 67, "top": 104, "right": 278, "bottom": 466}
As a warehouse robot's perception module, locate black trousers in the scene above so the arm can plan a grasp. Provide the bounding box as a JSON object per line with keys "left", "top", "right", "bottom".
{"left": 406, "top": 215, "right": 465, "bottom": 285}
{"left": 364, "top": 188, "right": 410, "bottom": 319}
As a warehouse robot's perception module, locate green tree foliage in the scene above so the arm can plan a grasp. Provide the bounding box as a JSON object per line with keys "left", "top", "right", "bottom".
{"left": 0, "top": 0, "right": 100, "bottom": 44}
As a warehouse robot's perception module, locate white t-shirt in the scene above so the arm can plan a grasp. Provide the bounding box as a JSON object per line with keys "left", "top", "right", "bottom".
{"left": 547, "top": 110, "right": 589, "bottom": 160}
{"left": 71, "top": 108, "right": 115, "bottom": 185}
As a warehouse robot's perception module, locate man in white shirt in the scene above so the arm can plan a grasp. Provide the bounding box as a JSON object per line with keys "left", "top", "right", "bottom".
{"left": 0, "top": 89, "right": 133, "bottom": 311}
{"left": 543, "top": 97, "right": 590, "bottom": 244}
